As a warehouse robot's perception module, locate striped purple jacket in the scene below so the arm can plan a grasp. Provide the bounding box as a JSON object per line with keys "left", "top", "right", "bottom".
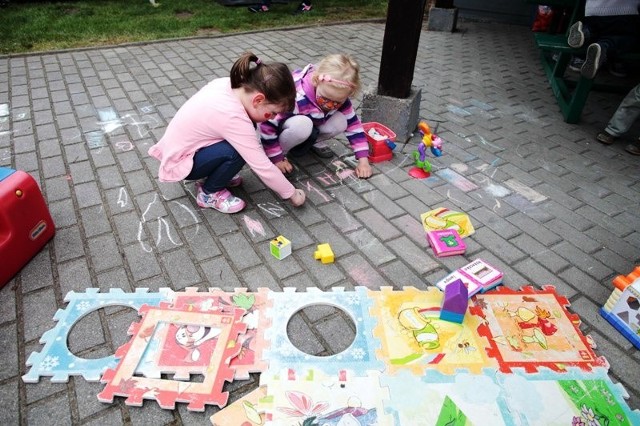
{"left": 258, "top": 64, "right": 369, "bottom": 163}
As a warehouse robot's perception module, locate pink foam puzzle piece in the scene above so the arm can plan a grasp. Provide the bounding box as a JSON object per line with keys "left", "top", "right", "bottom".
{"left": 471, "top": 285, "right": 608, "bottom": 373}
{"left": 163, "top": 287, "right": 272, "bottom": 380}
{"left": 98, "top": 303, "right": 247, "bottom": 411}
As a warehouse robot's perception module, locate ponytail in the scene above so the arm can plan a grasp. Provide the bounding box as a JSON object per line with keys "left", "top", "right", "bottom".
{"left": 230, "top": 51, "right": 296, "bottom": 112}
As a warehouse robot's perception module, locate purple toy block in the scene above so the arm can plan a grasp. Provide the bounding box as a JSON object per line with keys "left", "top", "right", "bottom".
{"left": 440, "top": 278, "right": 467, "bottom": 323}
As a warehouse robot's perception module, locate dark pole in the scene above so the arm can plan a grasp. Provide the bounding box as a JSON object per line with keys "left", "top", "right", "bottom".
{"left": 377, "top": 0, "right": 428, "bottom": 98}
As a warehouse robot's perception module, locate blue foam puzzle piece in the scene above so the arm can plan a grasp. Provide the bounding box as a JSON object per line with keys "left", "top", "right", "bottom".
{"left": 263, "top": 287, "right": 383, "bottom": 376}
{"left": 23, "top": 288, "right": 170, "bottom": 383}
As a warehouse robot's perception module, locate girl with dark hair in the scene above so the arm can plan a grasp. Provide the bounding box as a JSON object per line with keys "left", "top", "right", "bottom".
{"left": 148, "top": 52, "right": 305, "bottom": 213}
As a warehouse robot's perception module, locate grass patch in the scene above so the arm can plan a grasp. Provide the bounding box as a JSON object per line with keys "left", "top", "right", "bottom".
{"left": 0, "top": 0, "right": 389, "bottom": 55}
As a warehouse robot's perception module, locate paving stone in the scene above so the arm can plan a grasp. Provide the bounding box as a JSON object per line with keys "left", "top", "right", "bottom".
{"left": 0, "top": 379, "right": 20, "bottom": 425}
{"left": 127, "top": 402, "right": 176, "bottom": 425}
{"left": 314, "top": 313, "right": 357, "bottom": 355}
{"left": 471, "top": 226, "right": 527, "bottom": 264}
{"left": 286, "top": 313, "right": 326, "bottom": 356}
{"left": 355, "top": 208, "right": 402, "bottom": 241}
{"left": 199, "top": 256, "right": 243, "bottom": 290}
{"left": 307, "top": 222, "right": 355, "bottom": 259}
{"left": 122, "top": 244, "right": 162, "bottom": 282}
{"left": 20, "top": 249, "right": 54, "bottom": 293}
{"left": 552, "top": 240, "right": 614, "bottom": 282}
{"left": 380, "top": 260, "right": 428, "bottom": 289}
{"left": 23, "top": 288, "right": 58, "bottom": 342}
{"left": 468, "top": 206, "right": 521, "bottom": 239}
{"left": 67, "top": 307, "right": 107, "bottom": 354}
{"left": 74, "top": 181, "right": 103, "bottom": 208}
{"left": 88, "top": 234, "right": 122, "bottom": 272}
{"left": 338, "top": 253, "right": 388, "bottom": 289}
{"left": 0, "top": 324, "right": 18, "bottom": 381}
{"left": 348, "top": 227, "right": 396, "bottom": 266}
{"left": 162, "top": 248, "right": 201, "bottom": 290}
{"left": 75, "top": 376, "right": 120, "bottom": 421}
{"left": 27, "top": 394, "right": 73, "bottom": 426}
{"left": 54, "top": 225, "right": 85, "bottom": 263}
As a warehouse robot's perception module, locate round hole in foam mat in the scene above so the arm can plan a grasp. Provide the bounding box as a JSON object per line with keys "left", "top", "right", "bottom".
{"left": 67, "top": 306, "right": 139, "bottom": 359}
{"left": 286, "top": 303, "right": 356, "bottom": 357}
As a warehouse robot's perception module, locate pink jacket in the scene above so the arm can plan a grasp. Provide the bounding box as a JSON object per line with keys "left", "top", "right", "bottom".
{"left": 148, "top": 78, "right": 296, "bottom": 199}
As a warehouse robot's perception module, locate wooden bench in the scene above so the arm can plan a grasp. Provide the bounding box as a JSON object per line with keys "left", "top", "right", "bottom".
{"left": 526, "top": 0, "right": 640, "bottom": 123}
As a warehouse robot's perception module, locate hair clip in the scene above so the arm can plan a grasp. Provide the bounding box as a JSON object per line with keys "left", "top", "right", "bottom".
{"left": 255, "top": 58, "right": 262, "bottom": 65}
{"left": 318, "top": 74, "right": 355, "bottom": 89}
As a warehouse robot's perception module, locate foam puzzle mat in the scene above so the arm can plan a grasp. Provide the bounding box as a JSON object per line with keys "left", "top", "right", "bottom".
{"left": 24, "top": 285, "right": 640, "bottom": 424}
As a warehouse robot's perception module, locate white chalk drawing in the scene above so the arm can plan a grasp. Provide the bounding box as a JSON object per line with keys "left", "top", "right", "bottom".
{"left": 257, "top": 202, "right": 286, "bottom": 218}
{"left": 117, "top": 187, "right": 128, "bottom": 208}
{"left": 437, "top": 168, "right": 479, "bottom": 192}
{"left": 243, "top": 215, "right": 267, "bottom": 238}
{"left": 0, "top": 104, "right": 9, "bottom": 124}
{"left": 85, "top": 130, "right": 106, "bottom": 150}
{"left": 96, "top": 107, "right": 161, "bottom": 139}
{"left": 0, "top": 104, "right": 11, "bottom": 139}
{"left": 137, "top": 194, "right": 181, "bottom": 253}
{"left": 97, "top": 108, "right": 121, "bottom": 133}
{"left": 447, "top": 104, "right": 472, "bottom": 117}
{"left": 115, "top": 189, "right": 199, "bottom": 253}
{"left": 174, "top": 201, "right": 199, "bottom": 231}
{"left": 504, "top": 179, "right": 547, "bottom": 204}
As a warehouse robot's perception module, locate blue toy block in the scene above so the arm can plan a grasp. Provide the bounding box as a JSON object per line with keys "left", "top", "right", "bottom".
{"left": 440, "top": 310, "right": 464, "bottom": 324}
{"left": 440, "top": 278, "right": 468, "bottom": 323}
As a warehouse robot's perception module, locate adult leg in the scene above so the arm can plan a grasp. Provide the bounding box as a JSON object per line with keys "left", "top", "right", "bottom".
{"left": 605, "top": 84, "right": 640, "bottom": 137}
{"left": 186, "top": 141, "right": 246, "bottom": 194}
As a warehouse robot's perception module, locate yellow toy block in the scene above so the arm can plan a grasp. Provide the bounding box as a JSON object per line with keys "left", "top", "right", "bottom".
{"left": 314, "top": 243, "right": 334, "bottom": 264}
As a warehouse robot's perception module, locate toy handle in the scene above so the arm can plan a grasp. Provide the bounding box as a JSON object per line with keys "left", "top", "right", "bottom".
{"left": 385, "top": 139, "right": 396, "bottom": 150}
{"left": 418, "top": 122, "right": 430, "bottom": 135}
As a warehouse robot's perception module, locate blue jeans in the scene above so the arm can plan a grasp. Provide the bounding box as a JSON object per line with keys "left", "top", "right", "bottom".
{"left": 185, "top": 141, "right": 245, "bottom": 193}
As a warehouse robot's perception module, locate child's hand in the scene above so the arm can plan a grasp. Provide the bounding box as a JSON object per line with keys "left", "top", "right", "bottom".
{"left": 289, "top": 189, "right": 305, "bottom": 207}
{"left": 355, "top": 158, "right": 372, "bottom": 179}
{"left": 276, "top": 159, "right": 293, "bottom": 174}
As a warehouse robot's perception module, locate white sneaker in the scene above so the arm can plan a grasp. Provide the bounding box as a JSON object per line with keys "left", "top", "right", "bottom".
{"left": 567, "top": 21, "right": 585, "bottom": 48}
{"left": 581, "top": 43, "right": 603, "bottom": 79}
{"left": 196, "top": 187, "right": 245, "bottom": 213}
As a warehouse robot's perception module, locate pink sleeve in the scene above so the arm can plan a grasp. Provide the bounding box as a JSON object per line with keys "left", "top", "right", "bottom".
{"left": 223, "top": 116, "right": 296, "bottom": 200}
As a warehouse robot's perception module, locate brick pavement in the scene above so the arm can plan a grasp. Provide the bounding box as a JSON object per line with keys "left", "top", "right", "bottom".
{"left": 1, "top": 20, "right": 639, "bottom": 425}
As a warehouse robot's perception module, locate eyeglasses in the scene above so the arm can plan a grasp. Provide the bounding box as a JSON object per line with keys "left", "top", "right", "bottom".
{"left": 316, "top": 95, "right": 344, "bottom": 111}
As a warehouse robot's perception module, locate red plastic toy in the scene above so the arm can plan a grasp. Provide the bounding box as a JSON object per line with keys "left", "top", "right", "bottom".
{"left": 363, "top": 122, "right": 396, "bottom": 163}
{"left": 0, "top": 168, "right": 55, "bottom": 287}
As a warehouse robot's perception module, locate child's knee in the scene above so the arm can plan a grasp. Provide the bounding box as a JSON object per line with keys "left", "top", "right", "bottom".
{"left": 281, "top": 115, "right": 314, "bottom": 144}
{"left": 318, "top": 112, "right": 348, "bottom": 138}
